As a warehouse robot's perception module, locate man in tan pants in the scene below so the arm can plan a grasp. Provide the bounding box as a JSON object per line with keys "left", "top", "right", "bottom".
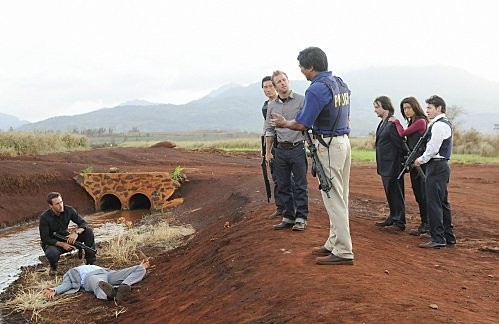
{"left": 271, "top": 46, "right": 354, "bottom": 265}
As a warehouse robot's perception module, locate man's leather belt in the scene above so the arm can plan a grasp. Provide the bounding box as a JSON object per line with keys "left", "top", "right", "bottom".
{"left": 430, "top": 158, "right": 448, "bottom": 161}
{"left": 320, "top": 134, "right": 346, "bottom": 138}
{"left": 277, "top": 141, "right": 304, "bottom": 149}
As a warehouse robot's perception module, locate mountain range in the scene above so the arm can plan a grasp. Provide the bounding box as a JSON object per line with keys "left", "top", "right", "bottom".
{"left": 0, "top": 113, "right": 29, "bottom": 130}
{"left": 3, "top": 66, "right": 499, "bottom": 135}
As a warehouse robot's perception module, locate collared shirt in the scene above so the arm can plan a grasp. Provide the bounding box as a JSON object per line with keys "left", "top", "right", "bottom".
{"left": 264, "top": 91, "right": 305, "bottom": 143}
{"left": 76, "top": 264, "right": 102, "bottom": 287}
{"left": 39, "top": 205, "right": 89, "bottom": 246}
{"left": 417, "top": 114, "right": 452, "bottom": 164}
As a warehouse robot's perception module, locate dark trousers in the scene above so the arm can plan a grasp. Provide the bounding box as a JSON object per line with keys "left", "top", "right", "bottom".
{"left": 409, "top": 165, "right": 427, "bottom": 225}
{"left": 43, "top": 228, "right": 96, "bottom": 268}
{"left": 271, "top": 170, "right": 295, "bottom": 214}
{"left": 425, "top": 160, "right": 455, "bottom": 244}
{"left": 381, "top": 175, "right": 406, "bottom": 228}
{"left": 270, "top": 149, "right": 295, "bottom": 213}
{"left": 274, "top": 145, "right": 308, "bottom": 222}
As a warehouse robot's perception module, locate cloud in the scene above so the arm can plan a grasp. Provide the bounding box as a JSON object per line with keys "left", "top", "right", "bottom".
{"left": 1, "top": 0, "right": 498, "bottom": 122}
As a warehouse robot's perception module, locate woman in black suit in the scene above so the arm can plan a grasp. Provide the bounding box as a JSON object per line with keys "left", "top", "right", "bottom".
{"left": 374, "top": 96, "right": 406, "bottom": 231}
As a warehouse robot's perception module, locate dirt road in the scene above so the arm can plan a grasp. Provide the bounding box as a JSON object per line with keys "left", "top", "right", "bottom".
{"left": 1, "top": 146, "right": 497, "bottom": 323}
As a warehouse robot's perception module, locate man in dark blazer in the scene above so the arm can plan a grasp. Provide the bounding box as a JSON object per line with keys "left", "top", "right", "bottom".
{"left": 374, "top": 96, "right": 406, "bottom": 231}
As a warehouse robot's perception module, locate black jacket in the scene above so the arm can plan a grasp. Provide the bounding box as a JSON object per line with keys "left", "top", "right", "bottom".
{"left": 39, "top": 205, "right": 88, "bottom": 246}
{"left": 376, "top": 116, "right": 404, "bottom": 177}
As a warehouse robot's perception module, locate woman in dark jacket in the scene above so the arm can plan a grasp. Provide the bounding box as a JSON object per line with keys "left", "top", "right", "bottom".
{"left": 389, "top": 97, "right": 429, "bottom": 235}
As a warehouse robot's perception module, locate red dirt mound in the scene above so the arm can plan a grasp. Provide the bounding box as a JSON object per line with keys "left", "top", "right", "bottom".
{"left": 0, "top": 147, "right": 497, "bottom": 323}
{"left": 150, "top": 141, "right": 176, "bottom": 148}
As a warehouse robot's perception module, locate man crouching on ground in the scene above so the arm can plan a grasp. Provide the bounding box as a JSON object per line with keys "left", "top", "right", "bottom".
{"left": 39, "top": 192, "right": 97, "bottom": 274}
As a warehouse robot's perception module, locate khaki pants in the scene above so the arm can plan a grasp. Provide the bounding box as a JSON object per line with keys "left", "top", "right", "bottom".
{"left": 316, "top": 134, "right": 354, "bottom": 259}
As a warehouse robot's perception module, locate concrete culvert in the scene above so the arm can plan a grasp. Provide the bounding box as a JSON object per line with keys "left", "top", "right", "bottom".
{"left": 129, "top": 193, "right": 151, "bottom": 210}
{"left": 100, "top": 194, "right": 122, "bottom": 211}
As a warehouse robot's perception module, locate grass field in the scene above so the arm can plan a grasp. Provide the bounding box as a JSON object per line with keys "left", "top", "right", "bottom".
{"left": 2, "top": 131, "right": 498, "bottom": 163}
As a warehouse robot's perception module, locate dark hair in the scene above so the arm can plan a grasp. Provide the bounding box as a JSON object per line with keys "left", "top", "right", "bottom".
{"left": 261, "top": 76, "right": 272, "bottom": 88}
{"left": 374, "top": 96, "right": 394, "bottom": 114}
{"left": 297, "top": 47, "right": 328, "bottom": 72}
{"left": 425, "top": 95, "right": 446, "bottom": 113}
{"left": 271, "top": 70, "right": 288, "bottom": 86}
{"left": 400, "top": 97, "right": 429, "bottom": 124}
{"left": 47, "top": 192, "right": 61, "bottom": 205}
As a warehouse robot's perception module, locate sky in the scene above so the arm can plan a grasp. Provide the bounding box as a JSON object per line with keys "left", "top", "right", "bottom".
{"left": 1, "top": 0, "right": 498, "bottom": 122}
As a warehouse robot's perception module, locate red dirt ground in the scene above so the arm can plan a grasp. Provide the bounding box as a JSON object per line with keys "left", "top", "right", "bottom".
{"left": 0, "top": 146, "right": 498, "bottom": 323}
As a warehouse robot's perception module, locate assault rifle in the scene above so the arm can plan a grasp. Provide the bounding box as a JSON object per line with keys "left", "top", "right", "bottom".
{"left": 304, "top": 131, "right": 333, "bottom": 198}
{"left": 53, "top": 232, "right": 97, "bottom": 254}
{"left": 261, "top": 136, "right": 272, "bottom": 202}
{"left": 397, "top": 130, "right": 429, "bottom": 180}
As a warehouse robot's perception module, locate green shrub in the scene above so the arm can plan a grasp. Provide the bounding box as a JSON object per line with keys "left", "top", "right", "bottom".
{"left": 171, "top": 166, "right": 185, "bottom": 182}
{"left": 81, "top": 166, "right": 94, "bottom": 173}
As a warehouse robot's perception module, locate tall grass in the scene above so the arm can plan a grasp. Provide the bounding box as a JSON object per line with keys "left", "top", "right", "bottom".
{"left": 99, "top": 219, "right": 195, "bottom": 266}
{"left": 0, "top": 131, "right": 89, "bottom": 157}
{"left": 175, "top": 138, "right": 260, "bottom": 151}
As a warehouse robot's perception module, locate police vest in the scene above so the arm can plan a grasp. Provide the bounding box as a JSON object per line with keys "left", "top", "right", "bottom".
{"left": 312, "top": 76, "right": 351, "bottom": 136}
{"left": 427, "top": 118, "right": 453, "bottom": 159}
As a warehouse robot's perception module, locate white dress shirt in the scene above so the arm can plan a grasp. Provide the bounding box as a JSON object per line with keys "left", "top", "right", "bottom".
{"left": 417, "top": 114, "right": 451, "bottom": 165}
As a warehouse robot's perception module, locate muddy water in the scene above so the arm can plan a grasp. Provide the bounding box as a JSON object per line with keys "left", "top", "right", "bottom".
{"left": 0, "top": 209, "right": 149, "bottom": 294}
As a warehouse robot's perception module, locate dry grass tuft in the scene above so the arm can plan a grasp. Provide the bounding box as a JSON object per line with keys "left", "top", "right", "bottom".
{"left": 100, "top": 220, "right": 195, "bottom": 266}
{"left": 2, "top": 271, "right": 78, "bottom": 322}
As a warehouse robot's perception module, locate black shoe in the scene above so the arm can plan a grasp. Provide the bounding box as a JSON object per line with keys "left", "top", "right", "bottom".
{"left": 375, "top": 219, "right": 393, "bottom": 227}
{"left": 409, "top": 224, "right": 429, "bottom": 236}
{"left": 98, "top": 281, "right": 116, "bottom": 299}
{"left": 316, "top": 254, "right": 354, "bottom": 265}
{"left": 292, "top": 222, "right": 306, "bottom": 231}
{"left": 312, "top": 246, "right": 331, "bottom": 256}
{"left": 273, "top": 221, "right": 294, "bottom": 230}
{"left": 445, "top": 234, "right": 457, "bottom": 245}
{"left": 419, "top": 232, "right": 431, "bottom": 239}
{"left": 115, "top": 284, "right": 131, "bottom": 301}
{"left": 381, "top": 224, "right": 405, "bottom": 233}
{"left": 419, "top": 241, "right": 446, "bottom": 249}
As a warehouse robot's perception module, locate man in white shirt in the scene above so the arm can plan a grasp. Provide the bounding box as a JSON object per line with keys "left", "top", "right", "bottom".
{"left": 415, "top": 95, "right": 456, "bottom": 248}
